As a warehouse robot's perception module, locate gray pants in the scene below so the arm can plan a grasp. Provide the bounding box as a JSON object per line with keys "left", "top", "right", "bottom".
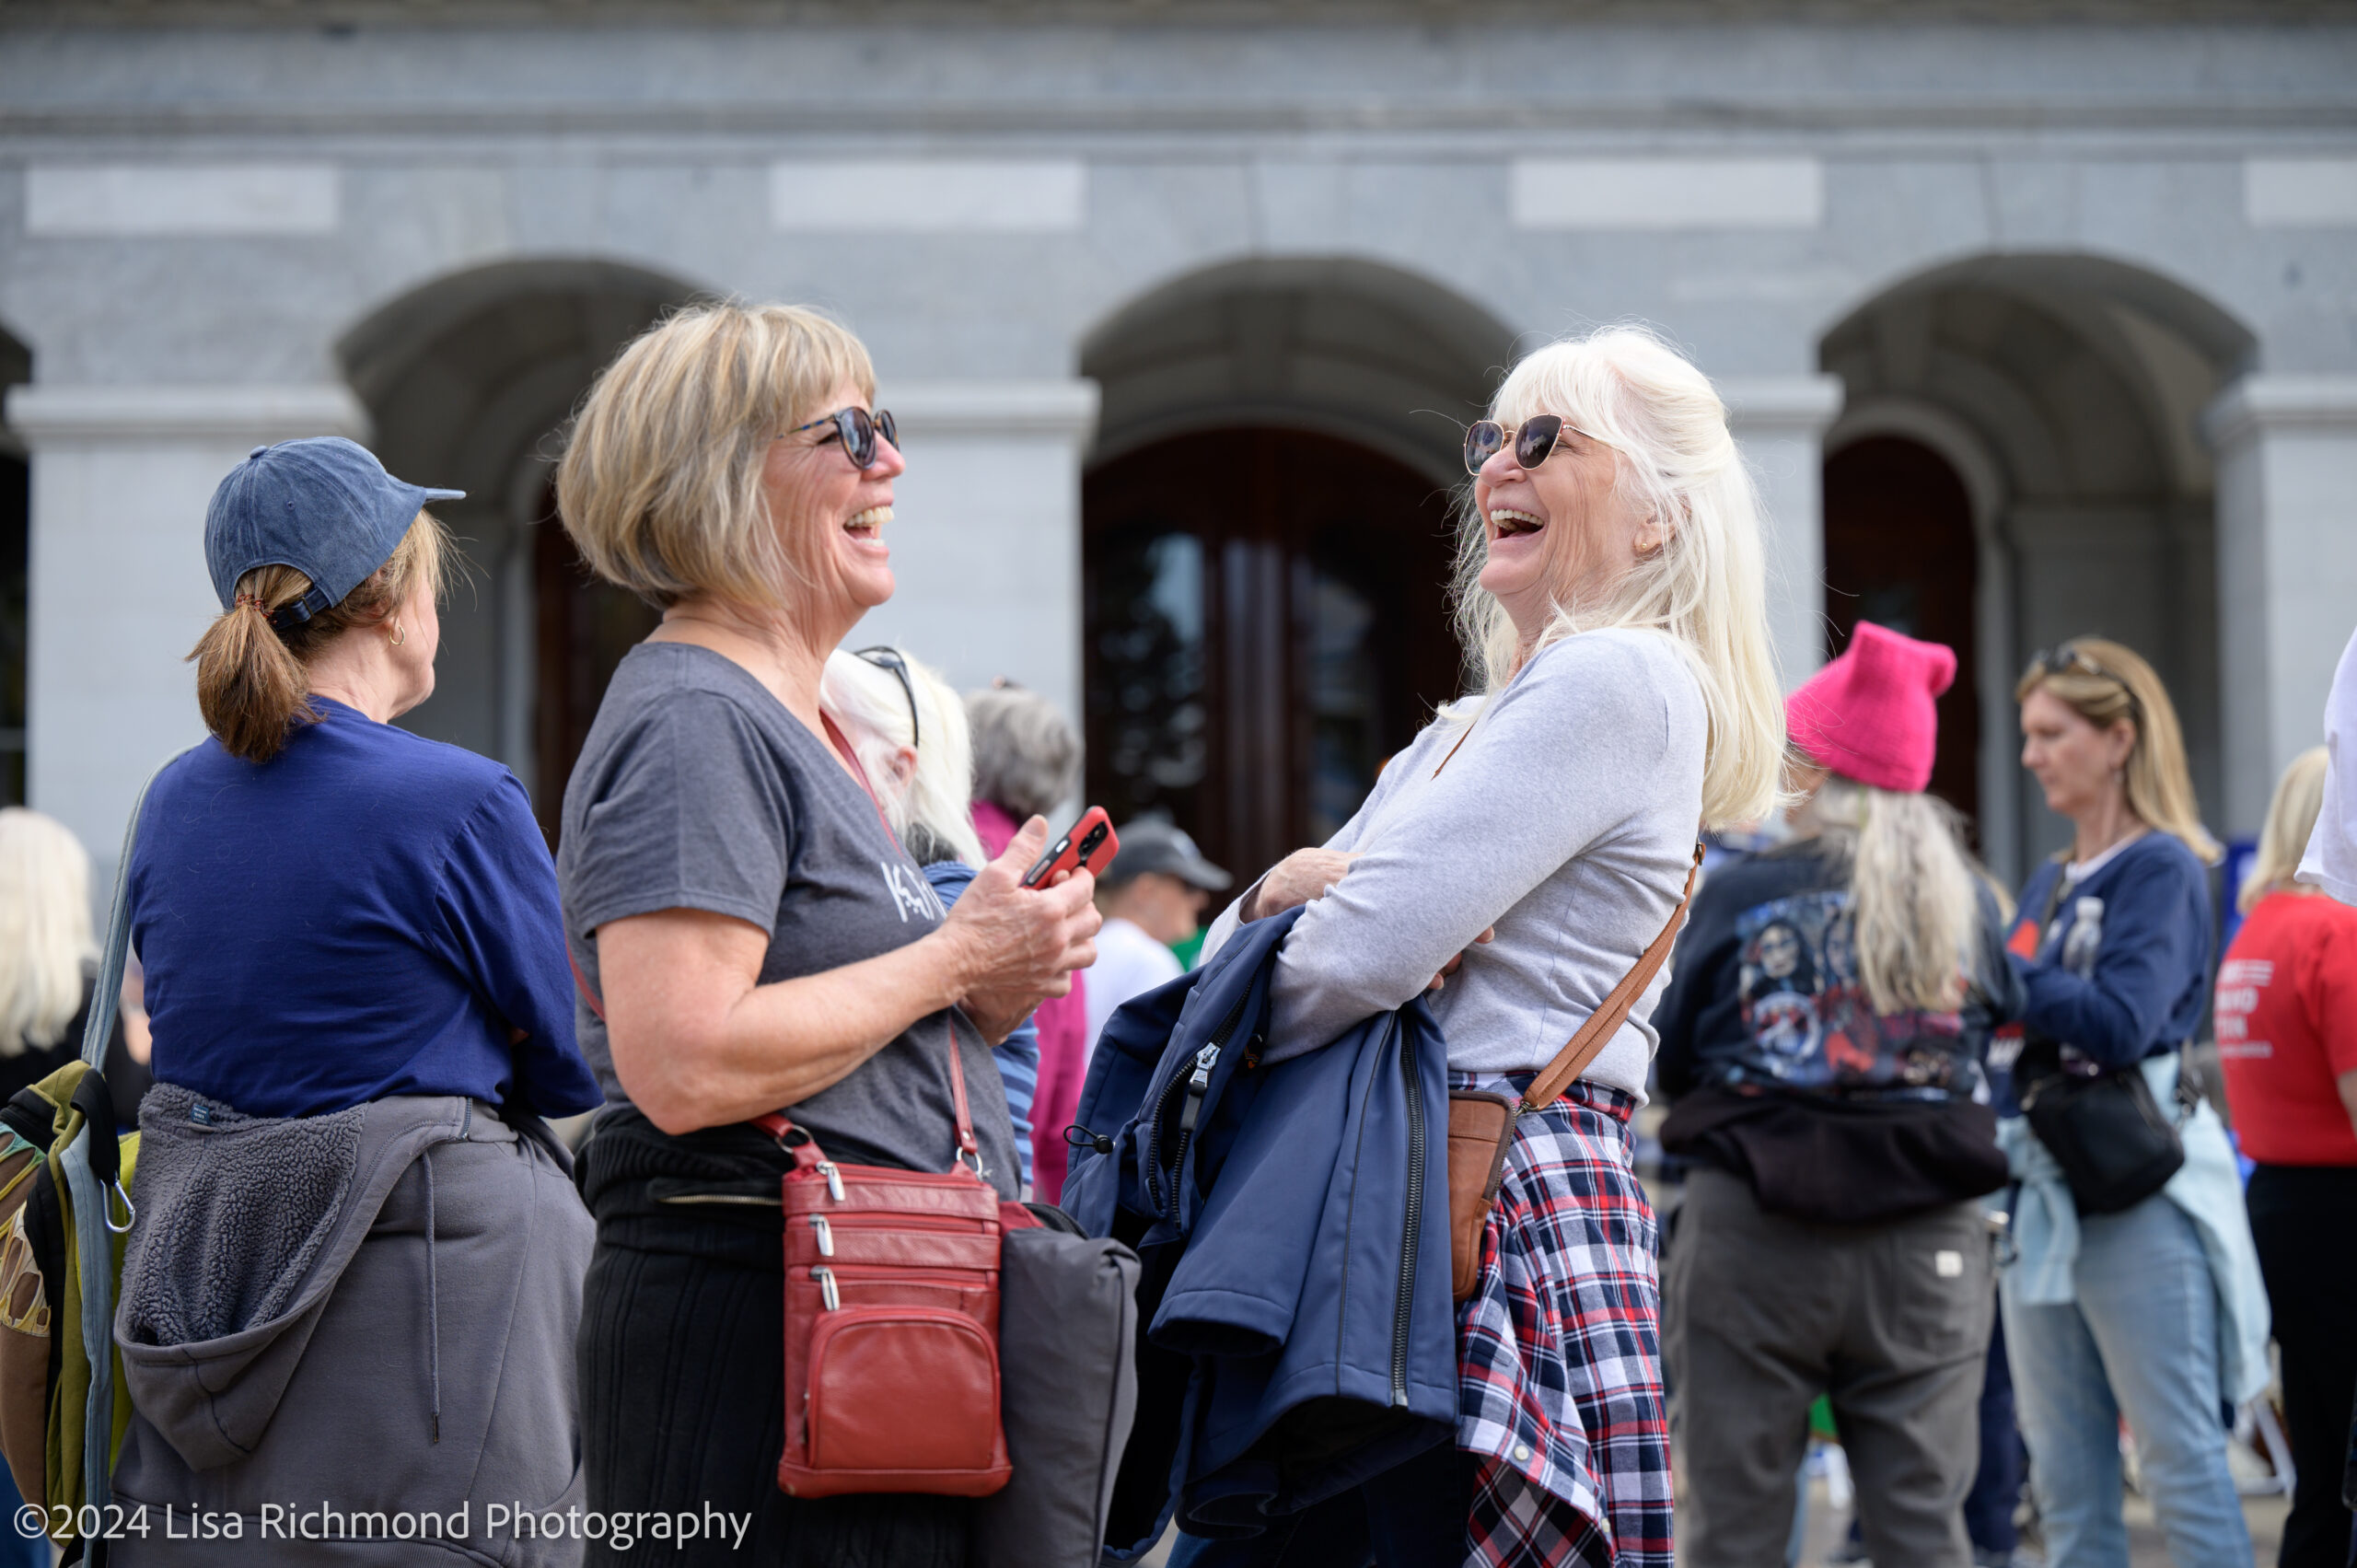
{"left": 1664, "top": 1166, "right": 1994, "bottom": 1568}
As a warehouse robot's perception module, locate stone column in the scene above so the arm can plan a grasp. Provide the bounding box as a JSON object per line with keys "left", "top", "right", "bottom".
{"left": 4, "top": 383, "right": 367, "bottom": 882}
{"left": 1722, "top": 375, "right": 1846, "bottom": 689}
{"left": 2204, "top": 375, "right": 2357, "bottom": 838}
{"left": 853, "top": 378, "right": 1102, "bottom": 738}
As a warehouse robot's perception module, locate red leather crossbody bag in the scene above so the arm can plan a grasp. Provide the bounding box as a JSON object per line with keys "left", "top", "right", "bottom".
{"left": 753, "top": 1024, "right": 1015, "bottom": 1499}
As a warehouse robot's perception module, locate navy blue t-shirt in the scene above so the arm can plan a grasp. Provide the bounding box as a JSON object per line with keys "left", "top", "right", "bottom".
{"left": 130, "top": 699, "right": 601, "bottom": 1121}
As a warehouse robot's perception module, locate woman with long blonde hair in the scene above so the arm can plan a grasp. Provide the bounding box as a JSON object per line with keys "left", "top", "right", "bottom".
{"left": 2000, "top": 637, "right": 2266, "bottom": 1568}
{"left": 1192, "top": 325, "right": 1784, "bottom": 1566}
{"left": 1655, "top": 622, "right": 2023, "bottom": 1568}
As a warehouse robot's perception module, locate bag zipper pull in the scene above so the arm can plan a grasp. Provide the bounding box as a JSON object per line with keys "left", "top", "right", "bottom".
{"left": 816, "top": 1160, "right": 845, "bottom": 1202}
{"left": 809, "top": 1214, "right": 833, "bottom": 1257}
{"left": 811, "top": 1265, "right": 840, "bottom": 1312}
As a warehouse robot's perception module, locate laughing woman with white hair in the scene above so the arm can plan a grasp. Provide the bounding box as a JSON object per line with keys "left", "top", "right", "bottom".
{"left": 1195, "top": 325, "right": 1784, "bottom": 1566}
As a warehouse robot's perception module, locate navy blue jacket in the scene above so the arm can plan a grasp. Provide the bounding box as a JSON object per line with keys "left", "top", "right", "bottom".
{"left": 1063, "top": 908, "right": 1457, "bottom": 1554}
{"left": 2011, "top": 833, "right": 2214, "bottom": 1071}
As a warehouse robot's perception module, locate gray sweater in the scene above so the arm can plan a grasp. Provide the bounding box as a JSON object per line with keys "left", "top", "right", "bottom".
{"left": 1202, "top": 629, "right": 1706, "bottom": 1098}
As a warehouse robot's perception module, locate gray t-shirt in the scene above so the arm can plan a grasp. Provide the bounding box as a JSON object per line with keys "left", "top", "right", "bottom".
{"left": 557, "top": 642, "right": 1018, "bottom": 1197}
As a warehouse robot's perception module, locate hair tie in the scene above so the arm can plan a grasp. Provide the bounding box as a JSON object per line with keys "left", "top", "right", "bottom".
{"left": 233, "top": 592, "right": 266, "bottom": 612}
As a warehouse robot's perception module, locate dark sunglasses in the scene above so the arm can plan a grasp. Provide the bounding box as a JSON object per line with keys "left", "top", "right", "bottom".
{"left": 785, "top": 405, "right": 899, "bottom": 470}
{"left": 2027, "top": 643, "right": 2140, "bottom": 710}
{"left": 854, "top": 645, "right": 919, "bottom": 749}
{"left": 1462, "top": 414, "right": 1596, "bottom": 477}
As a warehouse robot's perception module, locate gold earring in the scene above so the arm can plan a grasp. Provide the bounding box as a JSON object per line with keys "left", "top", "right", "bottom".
{"left": 389, "top": 621, "right": 406, "bottom": 648}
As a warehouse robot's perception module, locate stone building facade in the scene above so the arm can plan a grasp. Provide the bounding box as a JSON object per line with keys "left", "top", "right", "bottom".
{"left": 3, "top": 3, "right": 2354, "bottom": 890}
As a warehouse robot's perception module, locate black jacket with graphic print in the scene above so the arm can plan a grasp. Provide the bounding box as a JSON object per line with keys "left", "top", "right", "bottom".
{"left": 1655, "top": 837, "right": 2026, "bottom": 1224}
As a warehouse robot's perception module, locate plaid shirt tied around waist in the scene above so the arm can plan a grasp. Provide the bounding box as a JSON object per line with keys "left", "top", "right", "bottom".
{"left": 1455, "top": 1071, "right": 1674, "bottom": 1568}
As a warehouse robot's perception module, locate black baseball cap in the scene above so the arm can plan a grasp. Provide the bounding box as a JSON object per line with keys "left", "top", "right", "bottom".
{"left": 1105, "top": 819, "right": 1232, "bottom": 891}
{"left": 204, "top": 437, "right": 461, "bottom": 626}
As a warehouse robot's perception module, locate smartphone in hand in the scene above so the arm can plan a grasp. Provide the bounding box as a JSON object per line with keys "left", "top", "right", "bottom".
{"left": 1022, "top": 807, "right": 1119, "bottom": 889}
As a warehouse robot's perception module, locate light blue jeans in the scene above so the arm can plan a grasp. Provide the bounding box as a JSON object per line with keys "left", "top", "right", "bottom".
{"left": 2000, "top": 1190, "right": 2251, "bottom": 1568}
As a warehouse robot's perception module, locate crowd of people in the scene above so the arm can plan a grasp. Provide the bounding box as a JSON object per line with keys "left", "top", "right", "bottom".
{"left": 0, "top": 297, "right": 2348, "bottom": 1568}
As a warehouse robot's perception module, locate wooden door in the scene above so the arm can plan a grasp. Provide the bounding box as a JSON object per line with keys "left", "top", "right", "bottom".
{"left": 1821, "top": 436, "right": 1980, "bottom": 829}
{"left": 533, "top": 494, "right": 660, "bottom": 843}
{"left": 1083, "top": 428, "right": 1462, "bottom": 884}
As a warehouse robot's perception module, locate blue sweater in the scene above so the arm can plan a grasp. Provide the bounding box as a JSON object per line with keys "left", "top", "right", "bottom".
{"left": 924, "top": 859, "right": 1039, "bottom": 1191}
{"left": 131, "top": 700, "right": 601, "bottom": 1121}
{"left": 2010, "top": 833, "right": 2214, "bottom": 1069}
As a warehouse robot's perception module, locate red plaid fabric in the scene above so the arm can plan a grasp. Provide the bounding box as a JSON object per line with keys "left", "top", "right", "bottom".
{"left": 1457, "top": 1072, "right": 1674, "bottom": 1568}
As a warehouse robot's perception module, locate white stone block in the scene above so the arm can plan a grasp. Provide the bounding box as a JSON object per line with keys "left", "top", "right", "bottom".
{"left": 2245, "top": 159, "right": 2357, "bottom": 227}
{"left": 1510, "top": 158, "right": 1824, "bottom": 231}
{"left": 770, "top": 160, "right": 1086, "bottom": 234}
{"left": 26, "top": 165, "right": 338, "bottom": 238}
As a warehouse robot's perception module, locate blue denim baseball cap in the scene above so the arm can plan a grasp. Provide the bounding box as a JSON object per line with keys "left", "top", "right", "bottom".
{"left": 204, "top": 437, "right": 462, "bottom": 626}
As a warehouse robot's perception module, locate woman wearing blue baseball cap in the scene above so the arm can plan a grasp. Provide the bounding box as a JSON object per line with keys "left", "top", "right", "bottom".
{"left": 104, "top": 437, "right": 604, "bottom": 1564}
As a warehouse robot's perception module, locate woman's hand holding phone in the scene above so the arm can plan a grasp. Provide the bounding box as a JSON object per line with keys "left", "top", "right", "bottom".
{"left": 942, "top": 815, "right": 1103, "bottom": 1042}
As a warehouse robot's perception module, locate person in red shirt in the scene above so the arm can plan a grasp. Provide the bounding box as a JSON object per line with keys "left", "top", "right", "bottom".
{"left": 2215, "top": 744, "right": 2357, "bottom": 1568}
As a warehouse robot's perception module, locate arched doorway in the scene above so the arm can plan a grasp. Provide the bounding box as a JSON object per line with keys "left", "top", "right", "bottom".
{"left": 1079, "top": 258, "right": 1513, "bottom": 878}
{"left": 1085, "top": 428, "right": 1459, "bottom": 881}
{"left": 338, "top": 259, "right": 705, "bottom": 835}
{"left": 1819, "top": 254, "right": 2256, "bottom": 881}
{"left": 1823, "top": 436, "right": 1980, "bottom": 826}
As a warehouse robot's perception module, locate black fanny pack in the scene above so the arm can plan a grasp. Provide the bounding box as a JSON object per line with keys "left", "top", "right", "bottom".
{"left": 2015, "top": 1037, "right": 2198, "bottom": 1216}
{"left": 2013, "top": 862, "right": 2200, "bottom": 1217}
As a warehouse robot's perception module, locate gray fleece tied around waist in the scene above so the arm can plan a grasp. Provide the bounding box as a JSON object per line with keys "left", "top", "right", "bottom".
{"left": 120, "top": 1084, "right": 366, "bottom": 1350}
{"left": 110, "top": 1092, "right": 594, "bottom": 1566}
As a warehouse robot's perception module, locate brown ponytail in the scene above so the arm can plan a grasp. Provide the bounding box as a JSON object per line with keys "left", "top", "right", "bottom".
{"left": 186, "top": 512, "right": 452, "bottom": 763}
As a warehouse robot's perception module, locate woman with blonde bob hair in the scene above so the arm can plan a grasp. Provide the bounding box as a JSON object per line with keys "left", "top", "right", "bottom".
{"left": 553, "top": 303, "right": 1097, "bottom": 1566}
{"left": 2000, "top": 636, "right": 2267, "bottom": 1568}
{"left": 1193, "top": 325, "right": 1783, "bottom": 1566}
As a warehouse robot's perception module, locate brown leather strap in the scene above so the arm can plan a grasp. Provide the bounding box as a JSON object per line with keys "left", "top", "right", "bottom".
{"left": 1519, "top": 842, "right": 1704, "bottom": 1113}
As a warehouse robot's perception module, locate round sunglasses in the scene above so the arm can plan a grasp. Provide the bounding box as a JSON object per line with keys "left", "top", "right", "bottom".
{"left": 1461, "top": 414, "right": 1596, "bottom": 477}
{"left": 784, "top": 405, "right": 899, "bottom": 470}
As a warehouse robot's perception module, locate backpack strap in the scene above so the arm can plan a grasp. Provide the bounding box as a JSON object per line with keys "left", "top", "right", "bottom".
{"left": 80, "top": 749, "right": 192, "bottom": 1072}
{"left": 1516, "top": 842, "right": 1704, "bottom": 1116}
{"left": 60, "top": 749, "right": 187, "bottom": 1520}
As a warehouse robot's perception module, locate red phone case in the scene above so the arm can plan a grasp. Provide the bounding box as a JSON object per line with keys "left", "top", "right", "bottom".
{"left": 1023, "top": 807, "right": 1118, "bottom": 888}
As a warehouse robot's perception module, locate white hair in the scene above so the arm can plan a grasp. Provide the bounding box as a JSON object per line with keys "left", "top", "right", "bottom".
{"left": 0, "top": 807, "right": 97, "bottom": 1058}
{"left": 821, "top": 647, "right": 989, "bottom": 867}
{"left": 1807, "top": 775, "right": 1982, "bottom": 1015}
{"left": 1453, "top": 325, "right": 1786, "bottom": 830}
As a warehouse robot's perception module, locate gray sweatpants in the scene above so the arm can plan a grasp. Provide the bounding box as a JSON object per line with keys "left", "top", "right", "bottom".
{"left": 1664, "top": 1166, "right": 1994, "bottom": 1568}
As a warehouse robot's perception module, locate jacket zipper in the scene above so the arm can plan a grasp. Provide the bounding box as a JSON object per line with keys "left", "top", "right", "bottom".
{"left": 1149, "top": 987, "right": 1253, "bottom": 1219}
{"left": 1390, "top": 1023, "right": 1424, "bottom": 1409}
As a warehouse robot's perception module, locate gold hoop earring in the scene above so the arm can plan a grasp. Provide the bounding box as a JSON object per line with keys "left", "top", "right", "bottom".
{"left": 389, "top": 621, "right": 406, "bottom": 648}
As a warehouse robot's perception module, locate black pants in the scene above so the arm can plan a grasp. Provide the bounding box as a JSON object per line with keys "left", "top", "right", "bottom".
{"left": 579, "top": 1239, "right": 971, "bottom": 1568}
{"left": 2247, "top": 1163, "right": 2357, "bottom": 1568}
{"left": 575, "top": 1112, "right": 970, "bottom": 1568}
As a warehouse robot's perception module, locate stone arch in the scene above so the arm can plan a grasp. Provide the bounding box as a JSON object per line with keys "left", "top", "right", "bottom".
{"left": 336, "top": 258, "right": 710, "bottom": 813}
{"left": 1074, "top": 257, "right": 1515, "bottom": 874}
{"left": 1819, "top": 252, "right": 2257, "bottom": 878}
{"left": 1079, "top": 254, "right": 1519, "bottom": 487}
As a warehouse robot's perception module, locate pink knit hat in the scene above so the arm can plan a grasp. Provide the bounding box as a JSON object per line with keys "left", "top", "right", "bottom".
{"left": 1785, "top": 621, "right": 1956, "bottom": 795}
